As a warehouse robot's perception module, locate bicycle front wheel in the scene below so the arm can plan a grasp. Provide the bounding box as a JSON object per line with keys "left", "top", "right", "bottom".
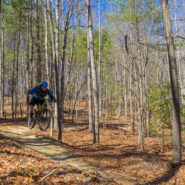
{"left": 39, "top": 108, "right": 52, "bottom": 131}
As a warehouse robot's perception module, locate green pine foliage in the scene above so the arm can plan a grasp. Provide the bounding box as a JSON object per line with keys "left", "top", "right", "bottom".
{"left": 147, "top": 83, "right": 172, "bottom": 135}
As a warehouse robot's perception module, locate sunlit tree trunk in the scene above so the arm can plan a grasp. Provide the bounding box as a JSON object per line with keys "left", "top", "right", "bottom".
{"left": 15, "top": 6, "right": 22, "bottom": 119}
{"left": 30, "top": 9, "right": 34, "bottom": 87}
{"left": 87, "top": 25, "right": 93, "bottom": 132}
{"left": 43, "top": 0, "right": 49, "bottom": 83}
{"left": 138, "top": 61, "right": 144, "bottom": 151}
{"left": 123, "top": 61, "right": 128, "bottom": 120}
{"left": 86, "top": 0, "right": 99, "bottom": 143}
{"left": 61, "top": 27, "right": 68, "bottom": 122}
{"left": 173, "top": 0, "right": 185, "bottom": 132}
{"left": 98, "top": 0, "right": 102, "bottom": 118}
{"left": 1, "top": 27, "right": 5, "bottom": 117}
{"left": 129, "top": 62, "right": 134, "bottom": 134}
{"left": 161, "top": 0, "right": 181, "bottom": 165}
{"left": 36, "top": 0, "right": 42, "bottom": 83}
{"left": 55, "top": 0, "right": 62, "bottom": 140}
{"left": 26, "top": 7, "right": 30, "bottom": 119}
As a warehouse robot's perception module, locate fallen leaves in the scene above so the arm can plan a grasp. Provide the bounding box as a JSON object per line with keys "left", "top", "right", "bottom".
{"left": 0, "top": 134, "right": 117, "bottom": 184}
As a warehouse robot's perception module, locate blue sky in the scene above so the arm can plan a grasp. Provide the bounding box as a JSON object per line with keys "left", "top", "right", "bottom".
{"left": 92, "top": 0, "right": 185, "bottom": 35}
{"left": 52, "top": 0, "right": 185, "bottom": 38}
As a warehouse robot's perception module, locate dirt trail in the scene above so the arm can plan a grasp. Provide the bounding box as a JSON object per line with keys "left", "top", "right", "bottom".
{"left": 0, "top": 124, "right": 133, "bottom": 185}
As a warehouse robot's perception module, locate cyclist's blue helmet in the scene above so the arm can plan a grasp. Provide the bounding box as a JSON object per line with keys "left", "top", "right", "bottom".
{"left": 41, "top": 81, "right": 48, "bottom": 87}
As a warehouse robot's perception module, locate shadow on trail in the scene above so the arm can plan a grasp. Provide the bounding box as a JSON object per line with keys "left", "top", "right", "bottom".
{"left": 0, "top": 118, "right": 27, "bottom": 123}
{"left": 48, "top": 149, "right": 183, "bottom": 185}
{"left": 63, "top": 120, "right": 128, "bottom": 131}
{"left": 1, "top": 123, "right": 184, "bottom": 185}
{"left": 0, "top": 134, "right": 49, "bottom": 160}
{"left": 137, "top": 164, "right": 181, "bottom": 185}
{"left": 19, "top": 137, "right": 55, "bottom": 147}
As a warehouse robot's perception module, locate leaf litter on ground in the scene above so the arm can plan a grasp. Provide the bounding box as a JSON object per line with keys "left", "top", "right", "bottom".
{"left": 0, "top": 134, "right": 117, "bottom": 185}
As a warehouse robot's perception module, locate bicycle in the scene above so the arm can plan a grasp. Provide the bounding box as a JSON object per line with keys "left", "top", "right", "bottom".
{"left": 28, "top": 99, "right": 52, "bottom": 131}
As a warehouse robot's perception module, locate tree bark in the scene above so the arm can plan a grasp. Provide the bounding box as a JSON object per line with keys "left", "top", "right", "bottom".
{"left": 43, "top": 0, "right": 49, "bottom": 83}
{"left": 15, "top": 6, "right": 22, "bottom": 119}
{"left": 36, "top": 0, "right": 42, "bottom": 83}
{"left": 129, "top": 62, "right": 134, "bottom": 134}
{"left": 60, "top": 27, "right": 68, "bottom": 122}
{"left": 55, "top": 0, "right": 62, "bottom": 140}
{"left": 161, "top": 0, "right": 181, "bottom": 165}
{"left": 98, "top": 0, "right": 102, "bottom": 119}
{"left": 87, "top": 26, "right": 93, "bottom": 132}
{"left": 123, "top": 60, "right": 128, "bottom": 120}
{"left": 86, "top": 0, "right": 99, "bottom": 143}
{"left": 0, "top": 0, "right": 2, "bottom": 117}
{"left": 12, "top": 37, "right": 16, "bottom": 120}
{"left": 26, "top": 7, "right": 30, "bottom": 119}
{"left": 30, "top": 9, "right": 34, "bottom": 87}
{"left": 1, "top": 27, "right": 5, "bottom": 117}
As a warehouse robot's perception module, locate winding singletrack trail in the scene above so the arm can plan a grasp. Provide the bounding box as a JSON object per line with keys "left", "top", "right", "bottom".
{"left": 0, "top": 123, "right": 133, "bottom": 185}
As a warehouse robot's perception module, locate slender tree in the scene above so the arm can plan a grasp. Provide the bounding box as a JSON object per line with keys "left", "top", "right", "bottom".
{"left": 98, "top": 0, "right": 102, "bottom": 118}
{"left": 161, "top": 0, "right": 181, "bottom": 165}
{"left": 86, "top": 0, "right": 99, "bottom": 143}
{"left": 0, "top": 0, "right": 2, "bottom": 117}
{"left": 55, "top": 0, "right": 62, "bottom": 140}
{"left": 87, "top": 16, "right": 93, "bottom": 132}
{"left": 36, "top": 0, "right": 42, "bottom": 83}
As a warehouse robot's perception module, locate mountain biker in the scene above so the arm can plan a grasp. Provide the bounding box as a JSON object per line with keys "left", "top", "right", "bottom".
{"left": 29, "top": 81, "right": 56, "bottom": 118}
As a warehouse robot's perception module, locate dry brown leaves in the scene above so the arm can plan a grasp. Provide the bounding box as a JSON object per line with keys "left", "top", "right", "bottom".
{"left": 0, "top": 134, "right": 116, "bottom": 185}
{"left": 35, "top": 115, "right": 185, "bottom": 185}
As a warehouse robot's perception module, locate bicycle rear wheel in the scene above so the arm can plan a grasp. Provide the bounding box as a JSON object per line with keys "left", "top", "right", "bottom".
{"left": 29, "top": 111, "right": 37, "bottom": 129}
{"left": 39, "top": 108, "right": 52, "bottom": 131}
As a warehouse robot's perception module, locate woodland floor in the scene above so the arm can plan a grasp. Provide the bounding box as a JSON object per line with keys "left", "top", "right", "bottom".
{"left": 0, "top": 101, "right": 185, "bottom": 185}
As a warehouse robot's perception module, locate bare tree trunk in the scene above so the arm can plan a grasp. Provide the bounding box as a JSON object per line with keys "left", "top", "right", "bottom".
{"left": 0, "top": 0, "right": 2, "bottom": 117}
{"left": 55, "top": 0, "right": 62, "bottom": 140}
{"left": 98, "top": 0, "right": 102, "bottom": 119}
{"left": 43, "top": 0, "right": 49, "bottom": 83}
{"left": 123, "top": 60, "right": 128, "bottom": 120}
{"left": 47, "top": 0, "right": 54, "bottom": 89}
{"left": 12, "top": 37, "right": 16, "bottom": 120}
{"left": 15, "top": 6, "right": 22, "bottom": 120}
{"left": 1, "top": 27, "right": 5, "bottom": 117}
{"left": 87, "top": 28, "right": 93, "bottom": 132}
{"left": 0, "top": 36, "right": 2, "bottom": 117}
{"left": 26, "top": 7, "right": 30, "bottom": 119}
{"left": 61, "top": 27, "right": 68, "bottom": 122}
{"left": 129, "top": 63, "right": 134, "bottom": 134}
{"left": 86, "top": 0, "right": 99, "bottom": 143}
{"left": 36, "top": 0, "right": 42, "bottom": 83}
{"left": 47, "top": 0, "right": 56, "bottom": 127}
{"left": 138, "top": 61, "right": 144, "bottom": 151}
{"left": 86, "top": 2, "right": 93, "bottom": 132}
{"left": 30, "top": 10, "right": 34, "bottom": 87}
{"left": 161, "top": 0, "right": 181, "bottom": 165}
{"left": 173, "top": 0, "right": 185, "bottom": 131}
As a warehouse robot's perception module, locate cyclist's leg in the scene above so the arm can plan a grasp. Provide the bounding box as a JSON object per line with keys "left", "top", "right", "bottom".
{"left": 30, "top": 105, "right": 34, "bottom": 117}
{"left": 29, "top": 97, "right": 38, "bottom": 118}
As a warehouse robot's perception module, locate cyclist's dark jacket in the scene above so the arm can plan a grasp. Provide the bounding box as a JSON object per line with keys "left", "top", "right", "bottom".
{"left": 29, "top": 86, "right": 56, "bottom": 101}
